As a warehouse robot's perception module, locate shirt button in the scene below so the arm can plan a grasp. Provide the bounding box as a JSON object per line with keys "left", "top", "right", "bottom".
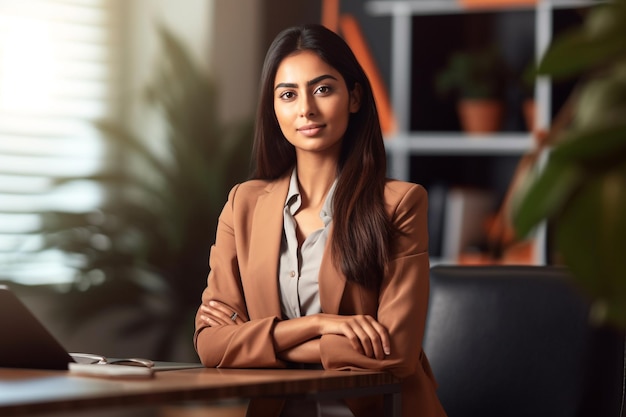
{"left": 290, "top": 270, "right": 296, "bottom": 278}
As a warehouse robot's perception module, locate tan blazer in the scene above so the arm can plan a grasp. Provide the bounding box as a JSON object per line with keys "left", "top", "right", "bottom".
{"left": 194, "top": 173, "right": 447, "bottom": 417}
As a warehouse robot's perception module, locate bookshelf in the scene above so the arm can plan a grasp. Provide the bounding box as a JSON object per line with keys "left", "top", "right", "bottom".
{"left": 364, "top": 0, "right": 598, "bottom": 265}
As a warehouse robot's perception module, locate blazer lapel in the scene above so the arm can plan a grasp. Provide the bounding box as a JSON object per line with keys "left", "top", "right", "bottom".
{"left": 246, "top": 176, "right": 290, "bottom": 319}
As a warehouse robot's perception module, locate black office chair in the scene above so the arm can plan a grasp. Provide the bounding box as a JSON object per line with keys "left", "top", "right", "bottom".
{"left": 424, "top": 265, "right": 625, "bottom": 417}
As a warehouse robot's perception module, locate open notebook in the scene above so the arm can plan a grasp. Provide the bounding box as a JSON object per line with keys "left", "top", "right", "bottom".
{"left": 0, "top": 285, "right": 202, "bottom": 374}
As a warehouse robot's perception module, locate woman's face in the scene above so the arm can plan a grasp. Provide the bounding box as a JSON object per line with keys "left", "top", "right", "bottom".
{"left": 273, "top": 50, "right": 360, "bottom": 158}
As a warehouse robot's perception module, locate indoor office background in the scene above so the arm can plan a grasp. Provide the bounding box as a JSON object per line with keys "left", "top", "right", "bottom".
{"left": 0, "top": 0, "right": 589, "bottom": 363}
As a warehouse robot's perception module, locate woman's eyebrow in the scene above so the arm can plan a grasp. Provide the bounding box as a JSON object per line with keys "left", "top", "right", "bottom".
{"left": 307, "top": 74, "right": 338, "bottom": 86}
{"left": 274, "top": 74, "right": 338, "bottom": 91}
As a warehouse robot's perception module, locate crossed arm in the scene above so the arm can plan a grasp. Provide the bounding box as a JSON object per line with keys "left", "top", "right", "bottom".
{"left": 200, "top": 302, "right": 391, "bottom": 363}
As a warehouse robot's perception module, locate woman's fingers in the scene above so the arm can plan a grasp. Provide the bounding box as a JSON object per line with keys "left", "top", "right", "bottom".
{"left": 201, "top": 314, "right": 223, "bottom": 327}
{"left": 342, "top": 323, "right": 366, "bottom": 355}
{"left": 353, "top": 316, "right": 387, "bottom": 360}
{"left": 362, "top": 316, "right": 391, "bottom": 359}
{"left": 200, "top": 301, "right": 243, "bottom": 326}
{"left": 209, "top": 300, "right": 233, "bottom": 317}
{"left": 368, "top": 318, "right": 391, "bottom": 356}
{"left": 333, "top": 315, "right": 390, "bottom": 360}
{"left": 200, "top": 305, "right": 228, "bottom": 326}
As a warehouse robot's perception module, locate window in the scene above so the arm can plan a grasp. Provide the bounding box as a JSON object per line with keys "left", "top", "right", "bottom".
{"left": 0, "top": 0, "right": 120, "bottom": 285}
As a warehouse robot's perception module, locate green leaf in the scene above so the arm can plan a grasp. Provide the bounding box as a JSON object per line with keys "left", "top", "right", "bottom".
{"left": 573, "top": 71, "right": 626, "bottom": 129}
{"left": 537, "top": 3, "right": 626, "bottom": 79}
{"left": 556, "top": 165, "right": 626, "bottom": 326}
{"left": 550, "top": 123, "right": 626, "bottom": 166}
{"left": 538, "top": 34, "right": 624, "bottom": 79}
{"left": 512, "top": 159, "right": 582, "bottom": 238}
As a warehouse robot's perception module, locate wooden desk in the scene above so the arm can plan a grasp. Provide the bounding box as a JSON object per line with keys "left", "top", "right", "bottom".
{"left": 0, "top": 367, "right": 401, "bottom": 416}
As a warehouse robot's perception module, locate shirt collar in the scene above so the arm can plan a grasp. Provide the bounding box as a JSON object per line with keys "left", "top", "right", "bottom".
{"left": 285, "top": 167, "right": 337, "bottom": 226}
{"left": 285, "top": 167, "right": 301, "bottom": 214}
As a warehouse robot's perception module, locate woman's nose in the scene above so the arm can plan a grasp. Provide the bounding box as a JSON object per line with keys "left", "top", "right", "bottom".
{"left": 299, "top": 95, "right": 316, "bottom": 117}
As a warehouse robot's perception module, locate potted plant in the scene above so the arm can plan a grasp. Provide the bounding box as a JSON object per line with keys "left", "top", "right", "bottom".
{"left": 512, "top": 0, "right": 626, "bottom": 326}
{"left": 27, "top": 27, "right": 253, "bottom": 360}
{"left": 436, "top": 45, "right": 508, "bottom": 133}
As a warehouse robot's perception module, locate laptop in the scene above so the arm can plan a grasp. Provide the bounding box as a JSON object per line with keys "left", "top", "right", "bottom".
{"left": 0, "top": 285, "right": 74, "bottom": 370}
{"left": 0, "top": 285, "right": 204, "bottom": 372}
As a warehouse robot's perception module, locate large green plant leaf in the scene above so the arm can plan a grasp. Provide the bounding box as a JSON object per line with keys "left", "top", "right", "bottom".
{"left": 512, "top": 158, "right": 583, "bottom": 238}
{"left": 573, "top": 67, "right": 626, "bottom": 129}
{"left": 556, "top": 163, "right": 626, "bottom": 324}
{"left": 537, "top": 1, "right": 626, "bottom": 79}
{"left": 550, "top": 123, "right": 626, "bottom": 168}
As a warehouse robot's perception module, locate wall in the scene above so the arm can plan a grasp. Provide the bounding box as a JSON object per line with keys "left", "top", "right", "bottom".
{"left": 212, "top": 1, "right": 263, "bottom": 125}
{"left": 120, "top": 0, "right": 212, "bottom": 154}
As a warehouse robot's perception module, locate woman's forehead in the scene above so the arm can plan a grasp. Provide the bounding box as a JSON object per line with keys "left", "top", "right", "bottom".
{"left": 274, "top": 50, "right": 340, "bottom": 85}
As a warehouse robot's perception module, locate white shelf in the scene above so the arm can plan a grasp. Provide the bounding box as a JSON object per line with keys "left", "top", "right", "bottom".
{"left": 364, "top": 0, "right": 592, "bottom": 265}
{"left": 367, "top": 0, "right": 601, "bottom": 16}
{"left": 384, "top": 133, "right": 535, "bottom": 155}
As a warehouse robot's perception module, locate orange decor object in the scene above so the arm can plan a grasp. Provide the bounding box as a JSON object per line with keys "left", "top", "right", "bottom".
{"left": 457, "top": 99, "right": 503, "bottom": 133}
{"left": 339, "top": 15, "right": 397, "bottom": 135}
{"left": 457, "top": 240, "right": 536, "bottom": 265}
{"left": 460, "top": 0, "right": 536, "bottom": 8}
{"left": 321, "top": 0, "right": 340, "bottom": 32}
{"left": 523, "top": 98, "right": 536, "bottom": 132}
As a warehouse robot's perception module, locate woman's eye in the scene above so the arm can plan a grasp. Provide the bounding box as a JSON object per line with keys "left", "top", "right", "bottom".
{"left": 314, "top": 85, "right": 331, "bottom": 95}
{"left": 279, "top": 91, "right": 295, "bottom": 100}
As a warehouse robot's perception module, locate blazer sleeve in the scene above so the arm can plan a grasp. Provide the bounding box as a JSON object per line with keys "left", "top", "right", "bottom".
{"left": 194, "top": 184, "right": 285, "bottom": 369}
{"left": 319, "top": 183, "right": 430, "bottom": 378}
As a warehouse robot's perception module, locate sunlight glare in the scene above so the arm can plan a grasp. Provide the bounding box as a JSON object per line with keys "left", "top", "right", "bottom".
{"left": 0, "top": 15, "right": 56, "bottom": 113}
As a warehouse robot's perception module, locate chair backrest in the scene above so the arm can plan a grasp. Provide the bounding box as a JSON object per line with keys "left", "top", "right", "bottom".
{"left": 424, "top": 265, "right": 625, "bottom": 417}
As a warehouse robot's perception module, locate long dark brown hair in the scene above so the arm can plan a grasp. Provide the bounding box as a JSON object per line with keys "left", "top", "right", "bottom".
{"left": 252, "top": 24, "right": 392, "bottom": 290}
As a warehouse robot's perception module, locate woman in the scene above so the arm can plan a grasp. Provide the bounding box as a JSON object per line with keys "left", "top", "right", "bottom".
{"left": 194, "top": 24, "right": 446, "bottom": 417}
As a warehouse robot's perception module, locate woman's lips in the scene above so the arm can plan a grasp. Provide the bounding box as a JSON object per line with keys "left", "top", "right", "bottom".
{"left": 297, "top": 124, "right": 325, "bottom": 137}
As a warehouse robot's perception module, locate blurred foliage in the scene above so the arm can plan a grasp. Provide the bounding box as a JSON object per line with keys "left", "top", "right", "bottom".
{"left": 436, "top": 44, "right": 509, "bottom": 100}
{"left": 513, "top": 0, "right": 626, "bottom": 326}
{"left": 38, "top": 27, "right": 253, "bottom": 359}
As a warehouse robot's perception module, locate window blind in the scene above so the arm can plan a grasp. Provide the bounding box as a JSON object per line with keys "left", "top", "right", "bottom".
{"left": 0, "top": 0, "right": 120, "bottom": 285}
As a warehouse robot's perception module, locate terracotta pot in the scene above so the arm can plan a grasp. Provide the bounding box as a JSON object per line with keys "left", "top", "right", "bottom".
{"left": 457, "top": 99, "right": 504, "bottom": 134}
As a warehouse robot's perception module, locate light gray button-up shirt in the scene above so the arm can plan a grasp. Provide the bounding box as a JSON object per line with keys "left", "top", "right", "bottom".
{"left": 279, "top": 168, "right": 337, "bottom": 320}
{"left": 278, "top": 170, "right": 352, "bottom": 417}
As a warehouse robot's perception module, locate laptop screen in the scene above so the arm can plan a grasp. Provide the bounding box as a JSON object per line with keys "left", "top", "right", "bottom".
{"left": 0, "top": 285, "right": 74, "bottom": 370}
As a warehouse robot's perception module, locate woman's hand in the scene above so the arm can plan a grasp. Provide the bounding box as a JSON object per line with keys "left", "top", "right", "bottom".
{"left": 318, "top": 314, "right": 391, "bottom": 360}
{"left": 200, "top": 300, "right": 245, "bottom": 326}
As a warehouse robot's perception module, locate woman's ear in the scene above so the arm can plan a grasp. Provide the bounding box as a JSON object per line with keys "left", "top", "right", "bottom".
{"left": 349, "top": 83, "right": 362, "bottom": 113}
